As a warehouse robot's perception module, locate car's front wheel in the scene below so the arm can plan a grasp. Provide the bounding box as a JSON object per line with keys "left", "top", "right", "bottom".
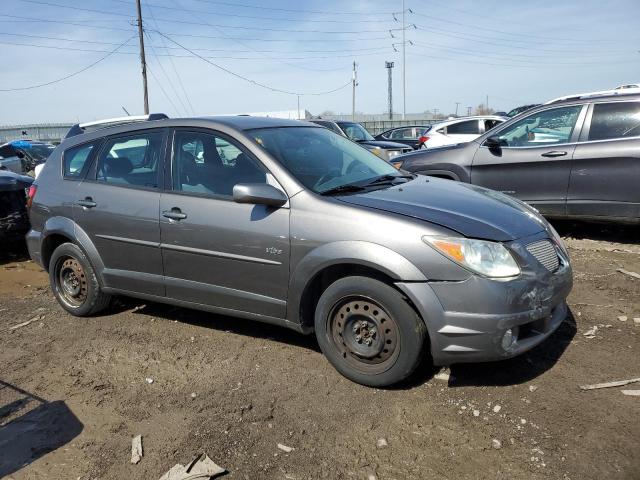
{"left": 49, "top": 242, "right": 111, "bottom": 316}
{"left": 314, "top": 276, "right": 426, "bottom": 387}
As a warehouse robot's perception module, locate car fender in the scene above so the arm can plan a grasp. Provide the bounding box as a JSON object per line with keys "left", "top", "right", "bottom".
{"left": 41, "top": 216, "right": 105, "bottom": 280}
{"left": 286, "top": 240, "right": 427, "bottom": 324}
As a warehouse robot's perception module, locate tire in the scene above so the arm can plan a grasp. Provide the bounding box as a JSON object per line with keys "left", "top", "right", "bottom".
{"left": 49, "top": 242, "right": 111, "bottom": 316}
{"left": 314, "top": 276, "right": 426, "bottom": 387}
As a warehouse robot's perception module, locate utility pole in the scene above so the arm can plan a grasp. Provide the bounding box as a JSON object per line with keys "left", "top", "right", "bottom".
{"left": 486, "top": 94, "right": 489, "bottom": 113}
{"left": 455, "top": 102, "right": 460, "bottom": 116}
{"left": 296, "top": 95, "right": 301, "bottom": 120}
{"left": 467, "top": 106, "right": 472, "bottom": 116}
{"left": 402, "top": 0, "right": 406, "bottom": 120}
{"left": 385, "top": 61, "right": 394, "bottom": 120}
{"left": 433, "top": 108, "right": 439, "bottom": 119}
{"left": 135, "top": 0, "right": 149, "bottom": 115}
{"left": 351, "top": 61, "right": 358, "bottom": 121}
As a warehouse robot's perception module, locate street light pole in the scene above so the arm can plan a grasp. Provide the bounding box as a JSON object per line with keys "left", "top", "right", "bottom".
{"left": 402, "top": 0, "right": 406, "bottom": 120}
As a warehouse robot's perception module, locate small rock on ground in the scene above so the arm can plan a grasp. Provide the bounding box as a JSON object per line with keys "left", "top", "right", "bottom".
{"left": 376, "top": 438, "right": 388, "bottom": 448}
{"left": 492, "top": 439, "right": 502, "bottom": 450}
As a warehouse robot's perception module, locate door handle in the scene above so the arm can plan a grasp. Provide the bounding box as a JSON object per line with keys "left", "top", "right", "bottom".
{"left": 162, "top": 208, "right": 187, "bottom": 220}
{"left": 541, "top": 151, "right": 567, "bottom": 158}
{"left": 77, "top": 197, "right": 97, "bottom": 208}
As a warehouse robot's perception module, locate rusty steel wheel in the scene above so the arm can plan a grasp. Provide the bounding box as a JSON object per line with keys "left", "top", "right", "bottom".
{"left": 328, "top": 297, "right": 401, "bottom": 375}
{"left": 56, "top": 257, "right": 89, "bottom": 308}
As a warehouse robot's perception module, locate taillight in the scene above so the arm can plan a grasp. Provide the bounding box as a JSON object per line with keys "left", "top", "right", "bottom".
{"left": 26, "top": 184, "right": 37, "bottom": 210}
{"left": 418, "top": 136, "right": 430, "bottom": 144}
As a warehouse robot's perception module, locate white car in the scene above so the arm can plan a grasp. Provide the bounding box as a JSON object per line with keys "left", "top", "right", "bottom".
{"left": 419, "top": 116, "right": 506, "bottom": 149}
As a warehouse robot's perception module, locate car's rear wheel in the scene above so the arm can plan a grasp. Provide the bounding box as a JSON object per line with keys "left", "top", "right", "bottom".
{"left": 314, "top": 276, "right": 426, "bottom": 387}
{"left": 49, "top": 242, "right": 111, "bottom": 316}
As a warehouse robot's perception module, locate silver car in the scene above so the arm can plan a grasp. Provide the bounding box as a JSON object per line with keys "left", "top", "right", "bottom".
{"left": 27, "top": 115, "right": 572, "bottom": 387}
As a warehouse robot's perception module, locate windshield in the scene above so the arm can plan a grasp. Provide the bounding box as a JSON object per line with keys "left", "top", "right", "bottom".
{"left": 337, "top": 122, "right": 375, "bottom": 141}
{"left": 250, "top": 126, "right": 399, "bottom": 194}
{"left": 27, "top": 144, "right": 55, "bottom": 160}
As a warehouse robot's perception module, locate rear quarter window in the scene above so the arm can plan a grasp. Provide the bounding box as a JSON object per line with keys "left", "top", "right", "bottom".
{"left": 588, "top": 102, "right": 640, "bottom": 141}
{"left": 63, "top": 142, "right": 97, "bottom": 179}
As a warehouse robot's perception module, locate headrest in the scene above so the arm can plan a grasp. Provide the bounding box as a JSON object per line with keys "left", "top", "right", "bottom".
{"left": 104, "top": 156, "right": 133, "bottom": 177}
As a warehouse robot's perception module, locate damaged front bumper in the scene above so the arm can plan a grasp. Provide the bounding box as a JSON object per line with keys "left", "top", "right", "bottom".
{"left": 397, "top": 232, "right": 573, "bottom": 365}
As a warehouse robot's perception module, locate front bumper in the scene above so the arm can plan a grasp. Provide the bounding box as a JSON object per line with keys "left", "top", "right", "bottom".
{"left": 396, "top": 236, "right": 573, "bottom": 365}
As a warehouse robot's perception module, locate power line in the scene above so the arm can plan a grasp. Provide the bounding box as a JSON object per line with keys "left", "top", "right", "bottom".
{"left": 106, "top": 0, "right": 392, "bottom": 24}
{"left": 20, "top": 0, "right": 393, "bottom": 34}
{"left": 0, "top": 35, "right": 136, "bottom": 92}
{"left": 146, "top": 63, "right": 181, "bottom": 116}
{"left": 143, "top": 1, "right": 194, "bottom": 115}
{"left": 0, "top": 15, "right": 391, "bottom": 42}
{"left": 151, "top": 30, "right": 352, "bottom": 97}
{"left": 187, "top": 0, "right": 395, "bottom": 16}
{"left": 0, "top": 32, "right": 394, "bottom": 55}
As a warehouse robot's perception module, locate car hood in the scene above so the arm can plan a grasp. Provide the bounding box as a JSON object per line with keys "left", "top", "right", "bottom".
{"left": 357, "top": 140, "right": 410, "bottom": 150}
{"left": 336, "top": 176, "right": 546, "bottom": 242}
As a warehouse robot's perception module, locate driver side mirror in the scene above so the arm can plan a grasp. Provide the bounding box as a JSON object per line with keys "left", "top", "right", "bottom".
{"left": 233, "top": 183, "right": 287, "bottom": 207}
{"left": 484, "top": 136, "right": 502, "bottom": 155}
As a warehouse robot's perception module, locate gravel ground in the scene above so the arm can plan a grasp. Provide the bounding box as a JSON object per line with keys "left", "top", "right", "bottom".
{"left": 1, "top": 221, "right": 639, "bottom": 480}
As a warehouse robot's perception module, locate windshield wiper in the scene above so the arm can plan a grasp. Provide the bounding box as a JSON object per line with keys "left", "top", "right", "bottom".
{"left": 363, "top": 174, "right": 414, "bottom": 186}
{"left": 320, "top": 184, "right": 367, "bottom": 196}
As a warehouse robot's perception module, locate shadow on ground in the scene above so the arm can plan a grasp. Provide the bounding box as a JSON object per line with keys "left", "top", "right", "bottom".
{"left": 110, "top": 297, "right": 322, "bottom": 353}
{"left": 0, "top": 381, "right": 83, "bottom": 478}
{"left": 551, "top": 219, "right": 640, "bottom": 245}
{"left": 0, "top": 240, "right": 30, "bottom": 265}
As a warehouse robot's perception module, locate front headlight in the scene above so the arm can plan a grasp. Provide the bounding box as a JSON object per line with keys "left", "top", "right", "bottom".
{"left": 423, "top": 236, "right": 520, "bottom": 278}
{"left": 387, "top": 150, "right": 400, "bottom": 158}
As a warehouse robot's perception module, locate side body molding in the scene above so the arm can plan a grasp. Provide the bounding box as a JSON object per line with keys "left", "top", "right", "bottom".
{"left": 286, "top": 240, "right": 428, "bottom": 324}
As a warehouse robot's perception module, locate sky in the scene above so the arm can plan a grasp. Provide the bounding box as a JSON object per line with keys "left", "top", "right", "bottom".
{"left": 0, "top": 0, "right": 639, "bottom": 124}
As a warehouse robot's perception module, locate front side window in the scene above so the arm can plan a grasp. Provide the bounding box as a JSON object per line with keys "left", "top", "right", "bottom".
{"left": 447, "top": 120, "right": 481, "bottom": 135}
{"left": 172, "top": 130, "right": 266, "bottom": 197}
{"left": 63, "top": 142, "right": 96, "bottom": 178}
{"left": 338, "top": 122, "right": 375, "bottom": 141}
{"left": 588, "top": 102, "right": 640, "bottom": 141}
{"left": 96, "top": 131, "right": 163, "bottom": 188}
{"left": 250, "top": 126, "right": 398, "bottom": 194}
{"left": 390, "top": 128, "right": 412, "bottom": 139}
{"left": 494, "top": 105, "right": 582, "bottom": 147}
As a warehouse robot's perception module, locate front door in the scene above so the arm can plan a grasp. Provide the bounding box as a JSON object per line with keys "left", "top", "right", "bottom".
{"left": 568, "top": 100, "right": 640, "bottom": 219}
{"left": 72, "top": 129, "right": 166, "bottom": 296}
{"left": 159, "top": 128, "right": 290, "bottom": 319}
{"left": 471, "top": 105, "right": 586, "bottom": 216}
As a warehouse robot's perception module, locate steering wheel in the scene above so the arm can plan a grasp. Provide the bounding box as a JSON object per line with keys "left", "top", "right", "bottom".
{"left": 314, "top": 169, "right": 341, "bottom": 189}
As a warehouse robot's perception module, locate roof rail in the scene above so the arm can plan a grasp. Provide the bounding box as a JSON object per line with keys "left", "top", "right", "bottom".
{"left": 65, "top": 113, "right": 169, "bottom": 139}
{"left": 545, "top": 87, "right": 640, "bottom": 104}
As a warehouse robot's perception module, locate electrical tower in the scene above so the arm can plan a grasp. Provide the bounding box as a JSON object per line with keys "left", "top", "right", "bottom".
{"left": 385, "top": 61, "right": 394, "bottom": 120}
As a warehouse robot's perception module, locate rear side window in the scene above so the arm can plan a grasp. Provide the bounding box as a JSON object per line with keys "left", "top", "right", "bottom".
{"left": 95, "top": 131, "right": 164, "bottom": 188}
{"left": 588, "top": 102, "right": 640, "bottom": 141}
{"left": 446, "top": 120, "right": 481, "bottom": 135}
{"left": 63, "top": 142, "right": 96, "bottom": 179}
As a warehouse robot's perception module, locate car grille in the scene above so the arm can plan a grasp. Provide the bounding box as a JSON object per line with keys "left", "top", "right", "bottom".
{"left": 526, "top": 240, "right": 560, "bottom": 272}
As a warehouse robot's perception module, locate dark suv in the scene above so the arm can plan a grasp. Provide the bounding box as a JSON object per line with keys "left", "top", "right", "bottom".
{"left": 27, "top": 115, "right": 572, "bottom": 387}
{"left": 392, "top": 92, "right": 640, "bottom": 223}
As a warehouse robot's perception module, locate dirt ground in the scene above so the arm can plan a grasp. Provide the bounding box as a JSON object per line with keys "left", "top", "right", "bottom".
{"left": 1, "top": 221, "right": 639, "bottom": 480}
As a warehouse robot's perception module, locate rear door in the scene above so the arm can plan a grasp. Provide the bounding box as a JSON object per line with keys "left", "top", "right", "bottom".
{"left": 159, "top": 128, "right": 290, "bottom": 318}
{"left": 73, "top": 129, "right": 166, "bottom": 296}
{"left": 568, "top": 100, "right": 640, "bottom": 219}
{"left": 471, "top": 104, "right": 586, "bottom": 216}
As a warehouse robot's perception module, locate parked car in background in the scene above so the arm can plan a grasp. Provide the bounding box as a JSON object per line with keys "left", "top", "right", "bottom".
{"left": 418, "top": 116, "right": 506, "bottom": 149}
{"left": 392, "top": 91, "right": 640, "bottom": 223}
{"left": 615, "top": 83, "right": 640, "bottom": 90}
{"left": 374, "top": 125, "right": 432, "bottom": 149}
{"left": 0, "top": 169, "right": 33, "bottom": 242}
{"left": 506, "top": 104, "right": 541, "bottom": 117}
{"left": 310, "top": 119, "right": 412, "bottom": 160}
{"left": 0, "top": 140, "right": 56, "bottom": 174}
{"left": 28, "top": 114, "right": 572, "bottom": 387}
